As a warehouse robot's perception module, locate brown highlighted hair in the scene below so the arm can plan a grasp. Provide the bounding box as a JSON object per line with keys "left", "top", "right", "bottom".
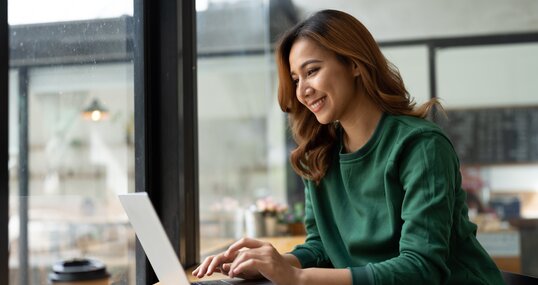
{"left": 276, "top": 9, "right": 439, "bottom": 184}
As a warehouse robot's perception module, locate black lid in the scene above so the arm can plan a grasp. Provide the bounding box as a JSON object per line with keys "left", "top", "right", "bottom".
{"left": 49, "top": 258, "right": 110, "bottom": 282}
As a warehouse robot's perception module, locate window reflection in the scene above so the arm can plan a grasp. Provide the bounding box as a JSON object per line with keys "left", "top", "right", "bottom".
{"left": 197, "top": 0, "right": 290, "bottom": 256}
{"left": 8, "top": 4, "right": 135, "bottom": 284}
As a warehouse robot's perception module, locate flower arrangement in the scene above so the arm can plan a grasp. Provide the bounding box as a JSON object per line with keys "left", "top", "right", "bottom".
{"left": 255, "top": 196, "right": 288, "bottom": 217}
{"left": 280, "top": 202, "right": 306, "bottom": 236}
{"left": 252, "top": 197, "right": 306, "bottom": 236}
{"left": 279, "top": 202, "right": 304, "bottom": 224}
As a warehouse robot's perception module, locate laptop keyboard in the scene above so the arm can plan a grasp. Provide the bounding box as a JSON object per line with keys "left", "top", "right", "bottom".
{"left": 192, "top": 278, "right": 272, "bottom": 284}
{"left": 192, "top": 281, "right": 233, "bottom": 285}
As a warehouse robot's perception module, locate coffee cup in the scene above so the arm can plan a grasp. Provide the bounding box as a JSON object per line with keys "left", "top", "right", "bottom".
{"left": 49, "top": 258, "right": 110, "bottom": 285}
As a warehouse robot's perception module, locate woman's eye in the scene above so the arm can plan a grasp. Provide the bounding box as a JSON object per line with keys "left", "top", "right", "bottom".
{"left": 292, "top": 78, "right": 299, "bottom": 86}
{"left": 306, "top": 68, "right": 318, "bottom": 77}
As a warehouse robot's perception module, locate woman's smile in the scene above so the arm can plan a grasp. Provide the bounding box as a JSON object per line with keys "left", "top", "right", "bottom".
{"left": 308, "top": 96, "right": 327, "bottom": 113}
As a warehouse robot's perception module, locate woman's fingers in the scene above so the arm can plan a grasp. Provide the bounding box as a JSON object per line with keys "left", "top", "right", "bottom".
{"left": 198, "top": 241, "right": 298, "bottom": 284}
{"left": 194, "top": 254, "right": 223, "bottom": 278}
{"left": 219, "top": 263, "right": 231, "bottom": 275}
{"left": 206, "top": 252, "right": 232, "bottom": 276}
{"left": 193, "top": 250, "right": 240, "bottom": 278}
{"left": 228, "top": 247, "right": 270, "bottom": 278}
{"left": 231, "top": 258, "right": 262, "bottom": 278}
{"left": 194, "top": 238, "right": 273, "bottom": 280}
{"left": 225, "top": 237, "right": 267, "bottom": 257}
{"left": 192, "top": 255, "right": 214, "bottom": 276}
{"left": 193, "top": 255, "right": 214, "bottom": 277}
{"left": 228, "top": 246, "right": 300, "bottom": 285}
{"left": 227, "top": 249, "right": 251, "bottom": 277}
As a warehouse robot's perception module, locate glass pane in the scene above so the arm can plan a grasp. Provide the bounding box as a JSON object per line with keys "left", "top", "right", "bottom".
{"left": 8, "top": 2, "right": 135, "bottom": 285}
{"left": 438, "top": 43, "right": 538, "bottom": 108}
{"left": 197, "top": 0, "right": 287, "bottom": 256}
{"left": 437, "top": 42, "right": 538, "bottom": 277}
{"left": 381, "top": 45, "right": 430, "bottom": 105}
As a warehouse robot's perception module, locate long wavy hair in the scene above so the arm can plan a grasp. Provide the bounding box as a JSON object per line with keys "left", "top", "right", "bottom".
{"left": 276, "top": 9, "right": 439, "bottom": 184}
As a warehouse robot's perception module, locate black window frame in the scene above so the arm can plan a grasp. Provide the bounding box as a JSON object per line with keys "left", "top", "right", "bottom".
{"left": 0, "top": 0, "right": 198, "bottom": 284}
{"left": 0, "top": 0, "right": 8, "bottom": 282}
{"left": 134, "top": 0, "right": 198, "bottom": 283}
{"left": 378, "top": 32, "right": 538, "bottom": 102}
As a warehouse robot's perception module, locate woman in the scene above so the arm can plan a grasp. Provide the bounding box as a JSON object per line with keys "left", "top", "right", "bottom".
{"left": 193, "top": 9, "right": 504, "bottom": 285}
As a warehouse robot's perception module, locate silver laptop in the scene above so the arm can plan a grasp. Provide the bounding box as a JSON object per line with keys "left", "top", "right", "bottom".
{"left": 118, "top": 192, "right": 272, "bottom": 285}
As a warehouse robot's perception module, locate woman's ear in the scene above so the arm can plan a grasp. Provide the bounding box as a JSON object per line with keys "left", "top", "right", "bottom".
{"left": 351, "top": 60, "right": 361, "bottom": 77}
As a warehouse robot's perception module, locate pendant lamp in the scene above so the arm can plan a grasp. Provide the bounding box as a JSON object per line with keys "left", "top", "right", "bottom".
{"left": 82, "top": 98, "right": 109, "bottom": 122}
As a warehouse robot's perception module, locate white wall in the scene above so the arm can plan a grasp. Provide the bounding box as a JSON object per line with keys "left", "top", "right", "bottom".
{"left": 292, "top": 0, "right": 538, "bottom": 41}
{"left": 382, "top": 46, "right": 430, "bottom": 105}
{"left": 438, "top": 43, "right": 538, "bottom": 108}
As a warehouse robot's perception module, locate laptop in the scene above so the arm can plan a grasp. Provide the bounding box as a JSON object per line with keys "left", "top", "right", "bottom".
{"left": 118, "top": 192, "right": 273, "bottom": 285}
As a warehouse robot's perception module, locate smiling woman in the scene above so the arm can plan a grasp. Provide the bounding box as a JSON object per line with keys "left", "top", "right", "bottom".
{"left": 276, "top": 10, "right": 437, "bottom": 184}
{"left": 193, "top": 9, "right": 505, "bottom": 285}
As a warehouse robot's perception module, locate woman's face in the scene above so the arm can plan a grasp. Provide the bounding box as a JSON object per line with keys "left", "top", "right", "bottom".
{"left": 289, "top": 37, "right": 362, "bottom": 124}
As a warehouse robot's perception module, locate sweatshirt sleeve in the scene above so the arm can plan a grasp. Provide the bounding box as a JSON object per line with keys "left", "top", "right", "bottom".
{"left": 290, "top": 182, "right": 333, "bottom": 269}
{"left": 363, "top": 132, "right": 458, "bottom": 284}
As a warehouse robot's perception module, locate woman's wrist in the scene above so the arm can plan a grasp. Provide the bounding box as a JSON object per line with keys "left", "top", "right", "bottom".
{"left": 283, "top": 253, "right": 302, "bottom": 268}
{"left": 293, "top": 268, "right": 353, "bottom": 285}
{"left": 293, "top": 267, "right": 307, "bottom": 285}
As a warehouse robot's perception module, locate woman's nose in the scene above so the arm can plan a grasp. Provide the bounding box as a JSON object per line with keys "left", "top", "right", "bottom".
{"left": 305, "top": 87, "right": 313, "bottom": 96}
{"left": 297, "top": 83, "right": 313, "bottom": 99}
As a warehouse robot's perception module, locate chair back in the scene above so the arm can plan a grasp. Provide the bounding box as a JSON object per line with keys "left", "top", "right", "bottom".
{"left": 502, "top": 271, "right": 538, "bottom": 285}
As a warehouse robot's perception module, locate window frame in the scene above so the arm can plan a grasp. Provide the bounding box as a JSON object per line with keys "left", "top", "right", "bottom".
{"left": 1, "top": 0, "right": 8, "bottom": 282}
{"left": 378, "top": 33, "right": 538, "bottom": 103}
{"left": 133, "top": 0, "right": 198, "bottom": 283}
{"left": 0, "top": 0, "right": 198, "bottom": 284}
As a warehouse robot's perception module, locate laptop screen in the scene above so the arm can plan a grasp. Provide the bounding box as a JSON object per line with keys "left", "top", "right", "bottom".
{"left": 119, "top": 192, "right": 190, "bottom": 285}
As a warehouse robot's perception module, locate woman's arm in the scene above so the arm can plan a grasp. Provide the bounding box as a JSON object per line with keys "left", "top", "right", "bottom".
{"left": 284, "top": 252, "right": 353, "bottom": 285}
{"left": 360, "top": 132, "right": 458, "bottom": 284}
{"left": 296, "top": 268, "right": 352, "bottom": 285}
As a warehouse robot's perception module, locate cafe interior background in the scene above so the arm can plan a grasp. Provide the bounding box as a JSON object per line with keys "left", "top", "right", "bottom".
{"left": 6, "top": 0, "right": 538, "bottom": 284}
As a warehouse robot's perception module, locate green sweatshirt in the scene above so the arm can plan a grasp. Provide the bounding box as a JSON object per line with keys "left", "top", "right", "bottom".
{"left": 290, "top": 114, "right": 504, "bottom": 285}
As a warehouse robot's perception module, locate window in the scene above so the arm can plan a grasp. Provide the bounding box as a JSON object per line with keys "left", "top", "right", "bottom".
{"left": 196, "top": 0, "right": 295, "bottom": 257}
{"left": 436, "top": 41, "right": 538, "bottom": 276}
{"left": 7, "top": 2, "right": 136, "bottom": 284}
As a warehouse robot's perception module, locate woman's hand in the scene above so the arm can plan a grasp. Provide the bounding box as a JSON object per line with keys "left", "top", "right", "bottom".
{"left": 192, "top": 248, "right": 243, "bottom": 278}
{"left": 225, "top": 237, "right": 301, "bottom": 284}
{"left": 192, "top": 237, "right": 302, "bottom": 285}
